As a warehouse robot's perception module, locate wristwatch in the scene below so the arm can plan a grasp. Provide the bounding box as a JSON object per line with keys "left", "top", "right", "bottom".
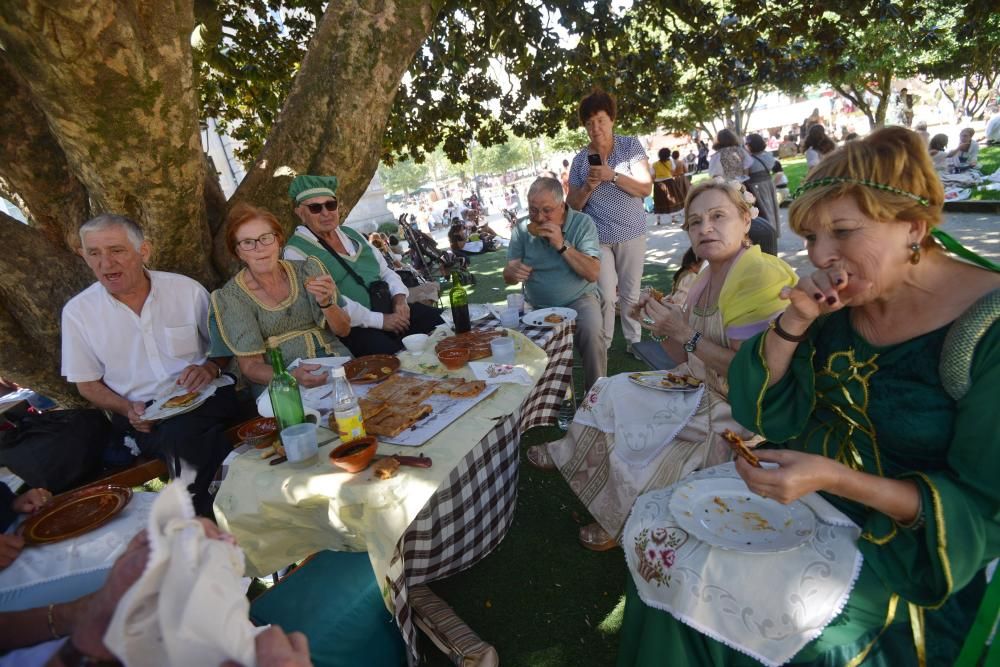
{"left": 612, "top": 172, "right": 619, "bottom": 185}
{"left": 683, "top": 331, "right": 702, "bottom": 353}
{"left": 557, "top": 242, "right": 570, "bottom": 255}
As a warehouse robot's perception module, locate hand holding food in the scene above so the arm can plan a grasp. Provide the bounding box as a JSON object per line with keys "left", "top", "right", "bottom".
{"left": 304, "top": 274, "right": 337, "bottom": 307}
{"left": 639, "top": 298, "right": 690, "bottom": 341}
{"left": 722, "top": 430, "right": 761, "bottom": 468}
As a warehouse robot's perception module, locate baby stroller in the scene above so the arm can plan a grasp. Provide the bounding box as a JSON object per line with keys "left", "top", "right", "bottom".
{"left": 400, "top": 221, "right": 474, "bottom": 286}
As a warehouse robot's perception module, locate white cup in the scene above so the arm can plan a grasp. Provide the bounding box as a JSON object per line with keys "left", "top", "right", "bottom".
{"left": 499, "top": 307, "right": 520, "bottom": 329}
{"left": 280, "top": 423, "right": 319, "bottom": 465}
{"left": 506, "top": 293, "right": 525, "bottom": 315}
{"left": 490, "top": 336, "right": 516, "bottom": 364}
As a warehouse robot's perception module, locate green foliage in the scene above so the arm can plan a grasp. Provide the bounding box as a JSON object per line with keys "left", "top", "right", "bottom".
{"left": 378, "top": 159, "right": 430, "bottom": 195}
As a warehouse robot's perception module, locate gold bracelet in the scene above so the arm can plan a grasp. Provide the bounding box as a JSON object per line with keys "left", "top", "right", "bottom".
{"left": 48, "top": 603, "right": 61, "bottom": 639}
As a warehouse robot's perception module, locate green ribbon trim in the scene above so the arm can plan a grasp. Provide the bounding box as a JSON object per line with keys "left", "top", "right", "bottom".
{"left": 931, "top": 228, "right": 1000, "bottom": 273}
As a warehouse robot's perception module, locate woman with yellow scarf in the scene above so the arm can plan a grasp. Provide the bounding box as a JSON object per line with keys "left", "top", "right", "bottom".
{"left": 527, "top": 179, "right": 797, "bottom": 551}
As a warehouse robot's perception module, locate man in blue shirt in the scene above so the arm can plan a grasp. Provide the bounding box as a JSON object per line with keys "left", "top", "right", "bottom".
{"left": 504, "top": 177, "right": 606, "bottom": 389}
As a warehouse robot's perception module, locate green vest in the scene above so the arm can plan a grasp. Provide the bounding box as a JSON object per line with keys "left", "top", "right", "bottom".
{"left": 286, "top": 227, "right": 380, "bottom": 309}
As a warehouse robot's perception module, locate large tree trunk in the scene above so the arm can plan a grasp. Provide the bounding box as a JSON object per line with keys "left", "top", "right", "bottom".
{"left": 0, "top": 213, "right": 93, "bottom": 407}
{"left": 0, "top": 57, "right": 90, "bottom": 247}
{"left": 0, "top": 0, "right": 216, "bottom": 285}
{"left": 231, "top": 0, "right": 446, "bottom": 238}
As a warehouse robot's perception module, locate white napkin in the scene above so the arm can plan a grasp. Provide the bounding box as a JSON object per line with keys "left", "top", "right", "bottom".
{"left": 103, "top": 474, "right": 262, "bottom": 667}
{"left": 624, "top": 463, "right": 863, "bottom": 667}
{"left": 468, "top": 361, "right": 533, "bottom": 385}
{"left": 573, "top": 373, "right": 705, "bottom": 468}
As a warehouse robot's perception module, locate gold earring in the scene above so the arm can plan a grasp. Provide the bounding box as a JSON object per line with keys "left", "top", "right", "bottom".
{"left": 909, "top": 242, "right": 921, "bottom": 265}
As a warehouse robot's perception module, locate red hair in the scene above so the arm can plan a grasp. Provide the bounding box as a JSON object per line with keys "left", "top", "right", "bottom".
{"left": 224, "top": 202, "right": 284, "bottom": 257}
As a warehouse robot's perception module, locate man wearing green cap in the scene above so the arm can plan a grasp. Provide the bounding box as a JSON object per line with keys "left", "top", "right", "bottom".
{"left": 285, "top": 175, "right": 444, "bottom": 356}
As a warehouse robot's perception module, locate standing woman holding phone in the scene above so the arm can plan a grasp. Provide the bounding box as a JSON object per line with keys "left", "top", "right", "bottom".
{"left": 567, "top": 88, "right": 653, "bottom": 357}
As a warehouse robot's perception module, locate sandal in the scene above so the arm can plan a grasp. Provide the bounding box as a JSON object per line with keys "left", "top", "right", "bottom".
{"left": 579, "top": 522, "right": 618, "bottom": 552}
{"left": 526, "top": 445, "right": 556, "bottom": 471}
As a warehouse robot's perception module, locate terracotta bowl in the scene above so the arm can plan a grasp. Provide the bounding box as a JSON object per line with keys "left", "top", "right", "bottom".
{"left": 437, "top": 347, "right": 470, "bottom": 370}
{"left": 236, "top": 417, "right": 278, "bottom": 449}
{"left": 329, "top": 436, "right": 378, "bottom": 473}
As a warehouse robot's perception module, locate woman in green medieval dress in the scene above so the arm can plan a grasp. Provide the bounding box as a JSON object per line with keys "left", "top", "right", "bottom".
{"left": 618, "top": 127, "right": 1000, "bottom": 665}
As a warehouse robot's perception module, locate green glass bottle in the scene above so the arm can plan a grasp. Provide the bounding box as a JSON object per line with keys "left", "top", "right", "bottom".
{"left": 449, "top": 272, "right": 471, "bottom": 333}
{"left": 266, "top": 337, "right": 305, "bottom": 431}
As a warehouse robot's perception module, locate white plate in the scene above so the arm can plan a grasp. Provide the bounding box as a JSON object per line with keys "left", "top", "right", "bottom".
{"left": 669, "top": 478, "right": 816, "bottom": 553}
{"left": 441, "top": 304, "right": 490, "bottom": 326}
{"left": 627, "top": 371, "right": 702, "bottom": 393}
{"left": 143, "top": 384, "right": 217, "bottom": 421}
{"left": 520, "top": 307, "right": 577, "bottom": 328}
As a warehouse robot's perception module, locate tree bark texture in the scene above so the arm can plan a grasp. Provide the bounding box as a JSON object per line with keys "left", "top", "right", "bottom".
{"left": 0, "top": 213, "right": 93, "bottom": 407}
{"left": 0, "top": 0, "right": 216, "bottom": 285}
{"left": 231, "top": 0, "right": 446, "bottom": 234}
{"left": 0, "top": 57, "right": 91, "bottom": 247}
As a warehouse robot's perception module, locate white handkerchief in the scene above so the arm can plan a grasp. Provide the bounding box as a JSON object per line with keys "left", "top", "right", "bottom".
{"left": 468, "top": 361, "right": 533, "bottom": 385}
{"left": 103, "top": 474, "right": 262, "bottom": 667}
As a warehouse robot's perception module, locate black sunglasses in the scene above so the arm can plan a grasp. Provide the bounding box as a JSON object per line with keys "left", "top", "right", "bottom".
{"left": 305, "top": 199, "right": 338, "bottom": 214}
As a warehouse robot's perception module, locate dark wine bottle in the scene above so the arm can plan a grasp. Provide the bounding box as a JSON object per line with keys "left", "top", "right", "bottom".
{"left": 449, "top": 272, "right": 471, "bottom": 333}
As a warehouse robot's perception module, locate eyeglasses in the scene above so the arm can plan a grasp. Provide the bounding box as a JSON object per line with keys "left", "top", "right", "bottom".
{"left": 305, "top": 199, "right": 338, "bottom": 214}
{"left": 236, "top": 233, "right": 278, "bottom": 251}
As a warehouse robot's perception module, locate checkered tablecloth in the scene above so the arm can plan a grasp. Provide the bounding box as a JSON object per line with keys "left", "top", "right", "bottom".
{"left": 387, "top": 319, "right": 574, "bottom": 663}
{"left": 477, "top": 318, "right": 575, "bottom": 432}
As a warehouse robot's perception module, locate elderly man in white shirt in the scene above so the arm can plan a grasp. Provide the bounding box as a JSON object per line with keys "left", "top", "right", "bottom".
{"left": 61, "top": 214, "right": 236, "bottom": 516}
{"left": 283, "top": 175, "right": 444, "bottom": 356}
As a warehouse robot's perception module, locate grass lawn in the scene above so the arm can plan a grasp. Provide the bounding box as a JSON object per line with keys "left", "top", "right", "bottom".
{"left": 423, "top": 248, "right": 678, "bottom": 666}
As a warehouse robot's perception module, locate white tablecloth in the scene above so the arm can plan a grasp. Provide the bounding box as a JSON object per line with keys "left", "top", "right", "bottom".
{"left": 0, "top": 491, "right": 158, "bottom": 611}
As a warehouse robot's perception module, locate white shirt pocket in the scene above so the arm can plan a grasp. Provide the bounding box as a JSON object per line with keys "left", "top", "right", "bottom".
{"left": 164, "top": 324, "right": 201, "bottom": 358}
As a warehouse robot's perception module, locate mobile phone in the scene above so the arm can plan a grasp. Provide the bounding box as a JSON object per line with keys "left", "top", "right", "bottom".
{"left": 587, "top": 153, "right": 602, "bottom": 167}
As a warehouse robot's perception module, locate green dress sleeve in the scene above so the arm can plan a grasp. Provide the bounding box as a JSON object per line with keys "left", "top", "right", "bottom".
{"left": 207, "top": 308, "right": 235, "bottom": 358}
{"left": 210, "top": 280, "right": 266, "bottom": 356}
{"left": 861, "top": 321, "right": 1000, "bottom": 608}
{"left": 729, "top": 326, "right": 818, "bottom": 442}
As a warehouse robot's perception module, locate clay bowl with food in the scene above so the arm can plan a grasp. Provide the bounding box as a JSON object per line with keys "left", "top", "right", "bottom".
{"left": 237, "top": 417, "right": 279, "bottom": 449}
{"left": 329, "top": 436, "right": 378, "bottom": 473}
{"left": 437, "top": 347, "right": 470, "bottom": 371}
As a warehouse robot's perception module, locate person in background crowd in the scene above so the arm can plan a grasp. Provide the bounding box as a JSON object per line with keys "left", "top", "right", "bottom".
{"left": 283, "top": 175, "right": 443, "bottom": 357}
{"left": 773, "top": 162, "right": 790, "bottom": 204}
{"left": 61, "top": 214, "right": 237, "bottom": 516}
{"left": 670, "top": 150, "right": 691, "bottom": 217}
{"left": 505, "top": 177, "right": 605, "bottom": 390}
{"left": 948, "top": 127, "right": 979, "bottom": 172}
{"left": 744, "top": 133, "right": 781, "bottom": 237}
{"left": 697, "top": 140, "right": 710, "bottom": 173}
{"left": 567, "top": 88, "right": 652, "bottom": 359}
{"left": 651, "top": 148, "right": 682, "bottom": 226}
{"left": 929, "top": 133, "right": 949, "bottom": 172}
{"left": 985, "top": 112, "right": 1000, "bottom": 146}
{"left": 914, "top": 120, "right": 930, "bottom": 146}
{"left": 777, "top": 134, "right": 799, "bottom": 159}
{"left": 560, "top": 159, "right": 571, "bottom": 196}
{"left": 803, "top": 124, "right": 828, "bottom": 168}
{"left": 669, "top": 247, "right": 702, "bottom": 305}
{"left": 708, "top": 129, "right": 752, "bottom": 182}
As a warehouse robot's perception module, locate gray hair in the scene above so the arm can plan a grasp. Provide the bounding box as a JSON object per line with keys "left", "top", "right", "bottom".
{"left": 79, "top": 213, "right": 145, "bottom": 251}
{"left": 527, "top": 177, "right": 564, "bottom": 203}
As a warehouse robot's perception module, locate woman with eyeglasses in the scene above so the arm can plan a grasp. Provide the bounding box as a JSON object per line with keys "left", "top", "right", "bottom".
{"left": 284, "top": 174, "right": 443, "bottom": 357}
{"left": 208, "top": 203, "right": 350, "bottom": 390}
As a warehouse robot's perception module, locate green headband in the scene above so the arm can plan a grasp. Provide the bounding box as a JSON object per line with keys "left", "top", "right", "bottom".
{"left": 793, "top": 176, "right": 930, "bottom": 207}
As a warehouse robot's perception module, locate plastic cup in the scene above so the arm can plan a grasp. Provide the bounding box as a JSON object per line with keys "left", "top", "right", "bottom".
{"left": 490, "top": 336, "right": 516, "bottom": 364}
{"left": 281, "top": 423, "right": 318, "bottom": 466}
{"left": 506, "top": 293, "right": 525, "bottom": 315}
{"left": 499, "top": 307, "right": 520, "bottom": 329}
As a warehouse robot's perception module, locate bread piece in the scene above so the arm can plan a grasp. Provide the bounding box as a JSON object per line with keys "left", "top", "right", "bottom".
{"left": 433, "top": 377, "right": 469, "bottom": 394}
{"left": 722, "top": 430, "right": 761, "bottom": 468}
{"left": 365, "top": 374, "right": 407, "bottom": 401}
{"left": 373, "top": 457, "right": 400, "bottom": 480}
{"left": 393, "top": 382, "right": 437, "bottom": 406}
{"left": 367, "top": 403, "right": 433, "bottom": 437}
{"left": 544, "top": 313, "right": 564, "bottom": 323}
{"left": 164, "top": 390, "right": 200, "bottom": 408}
{"left": 449, "top": 380, "right": 486, "bottom": 398}
{"left": 358, "top": 397, "right": 387, "bottom": 421}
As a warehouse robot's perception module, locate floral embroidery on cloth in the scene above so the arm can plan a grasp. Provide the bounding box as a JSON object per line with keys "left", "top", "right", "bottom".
{"left": 633, "top": 526, "right": 688, "bottom": 587}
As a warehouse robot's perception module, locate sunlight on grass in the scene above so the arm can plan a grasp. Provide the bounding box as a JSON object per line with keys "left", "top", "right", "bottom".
{"left": 598, "top": 595, "right": 627, "bottom": 635}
